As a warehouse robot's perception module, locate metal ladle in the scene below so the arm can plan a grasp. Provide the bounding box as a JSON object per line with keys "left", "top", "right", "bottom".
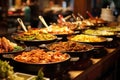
{"left": 17, "top": 18, "right": 27, "bottom": 32}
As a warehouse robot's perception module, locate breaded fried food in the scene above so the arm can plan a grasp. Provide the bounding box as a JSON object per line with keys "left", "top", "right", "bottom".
{"left": 0, "top": 48, "right": 5, "bottom": 53}
{"left": 1, "top": 37, "right": 14, "bottom": 52}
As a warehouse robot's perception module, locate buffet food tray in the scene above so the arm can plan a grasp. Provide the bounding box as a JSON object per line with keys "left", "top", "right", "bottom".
{"left": 14, "top": 72, "right": 50, "bottom": 80}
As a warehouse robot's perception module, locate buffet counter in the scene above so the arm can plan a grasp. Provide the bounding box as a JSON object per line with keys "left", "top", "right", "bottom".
{"left": 1, "top": 25, "right": 120, "bottom": 80}
{"left": 69, "top": 44, "right": 120, "bottom": 80}
{"left": 1, "top": 37, "right": 120, "bottom": 80}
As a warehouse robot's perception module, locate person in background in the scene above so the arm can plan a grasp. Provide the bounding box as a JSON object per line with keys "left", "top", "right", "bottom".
{"left": 22, "top": 1, "right": 31, "bottom": 26}
{"left": 27, "top": 0, "right": 40, "bottom": 28}
{"left": 43, "top": 0, "right": 63, "bottom": 25}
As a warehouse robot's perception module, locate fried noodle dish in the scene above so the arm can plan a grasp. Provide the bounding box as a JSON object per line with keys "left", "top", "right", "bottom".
{"left": 14, "top": 49, "right": 69, "bottom": 64}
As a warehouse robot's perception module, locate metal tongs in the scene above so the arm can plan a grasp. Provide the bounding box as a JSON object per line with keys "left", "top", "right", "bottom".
{"left": 72, "top": 13, "right": 77, "bottom": 21}
{"left": 17, "top": 18, "right": 27, "bottom": 32}
{"left": 72, "top": 13, "right": 81, "bottom": 21}
{"left": 57, "top": 14, "right": 66, "bottom": 23}
{"left": 64, "top": 15, "right": 71, "bottom": 21}
{"left": 77, "top": 13, "right": 85, "bottom": 20}
{"left": 86, "top": 11, "right": 94, "bottom": 19}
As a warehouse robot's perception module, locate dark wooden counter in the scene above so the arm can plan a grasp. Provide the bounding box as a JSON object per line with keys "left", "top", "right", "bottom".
{"left": 69, "top": 43, "right": 120, "bottom": 80}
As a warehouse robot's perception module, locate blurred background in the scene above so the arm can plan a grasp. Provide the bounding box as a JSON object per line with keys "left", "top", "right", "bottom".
{"left": 0, "top": 0, "right": 120, "bottom": 35}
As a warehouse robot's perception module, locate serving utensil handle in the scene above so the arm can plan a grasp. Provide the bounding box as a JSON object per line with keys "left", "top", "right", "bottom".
{"left": 17, "top": 18, "right": 27, "bottom": 32}
{"left": 39, "top": 16, "right": 49, "bottom": 28}
{"left": 86, "top": 11, "right": 94, "bottom": 19}
{"left": 77, "top": 13, "right": 85, "bottom": 20}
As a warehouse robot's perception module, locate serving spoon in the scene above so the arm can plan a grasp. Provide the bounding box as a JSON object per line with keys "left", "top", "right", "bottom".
{"left": 39, "top": 16, "right": 49, "bottom": 28}
{"left": 38, "top": 15, "right": 51, "bottom": 32}
{"left": 17, "top": 18, "right": 27, "bottom": 32}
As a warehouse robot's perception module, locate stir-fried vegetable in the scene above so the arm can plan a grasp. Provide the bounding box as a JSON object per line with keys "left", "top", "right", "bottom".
{"left": 31, "top": 68, "right": 45, "bottom": 80}
{"left": 84, "top": 29, "right": 115, "bottom": 36}
{"left": 0, "top": 60, "right": 14, "bottom": 79}
{"left": 0, "top": 60, "right": 25, "bottom": 80}
{"left": 15, "top": 33, "right": 56, "bottom": 41}
{"left": 12, "top": 46, "right": 24, "bottom": 52}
